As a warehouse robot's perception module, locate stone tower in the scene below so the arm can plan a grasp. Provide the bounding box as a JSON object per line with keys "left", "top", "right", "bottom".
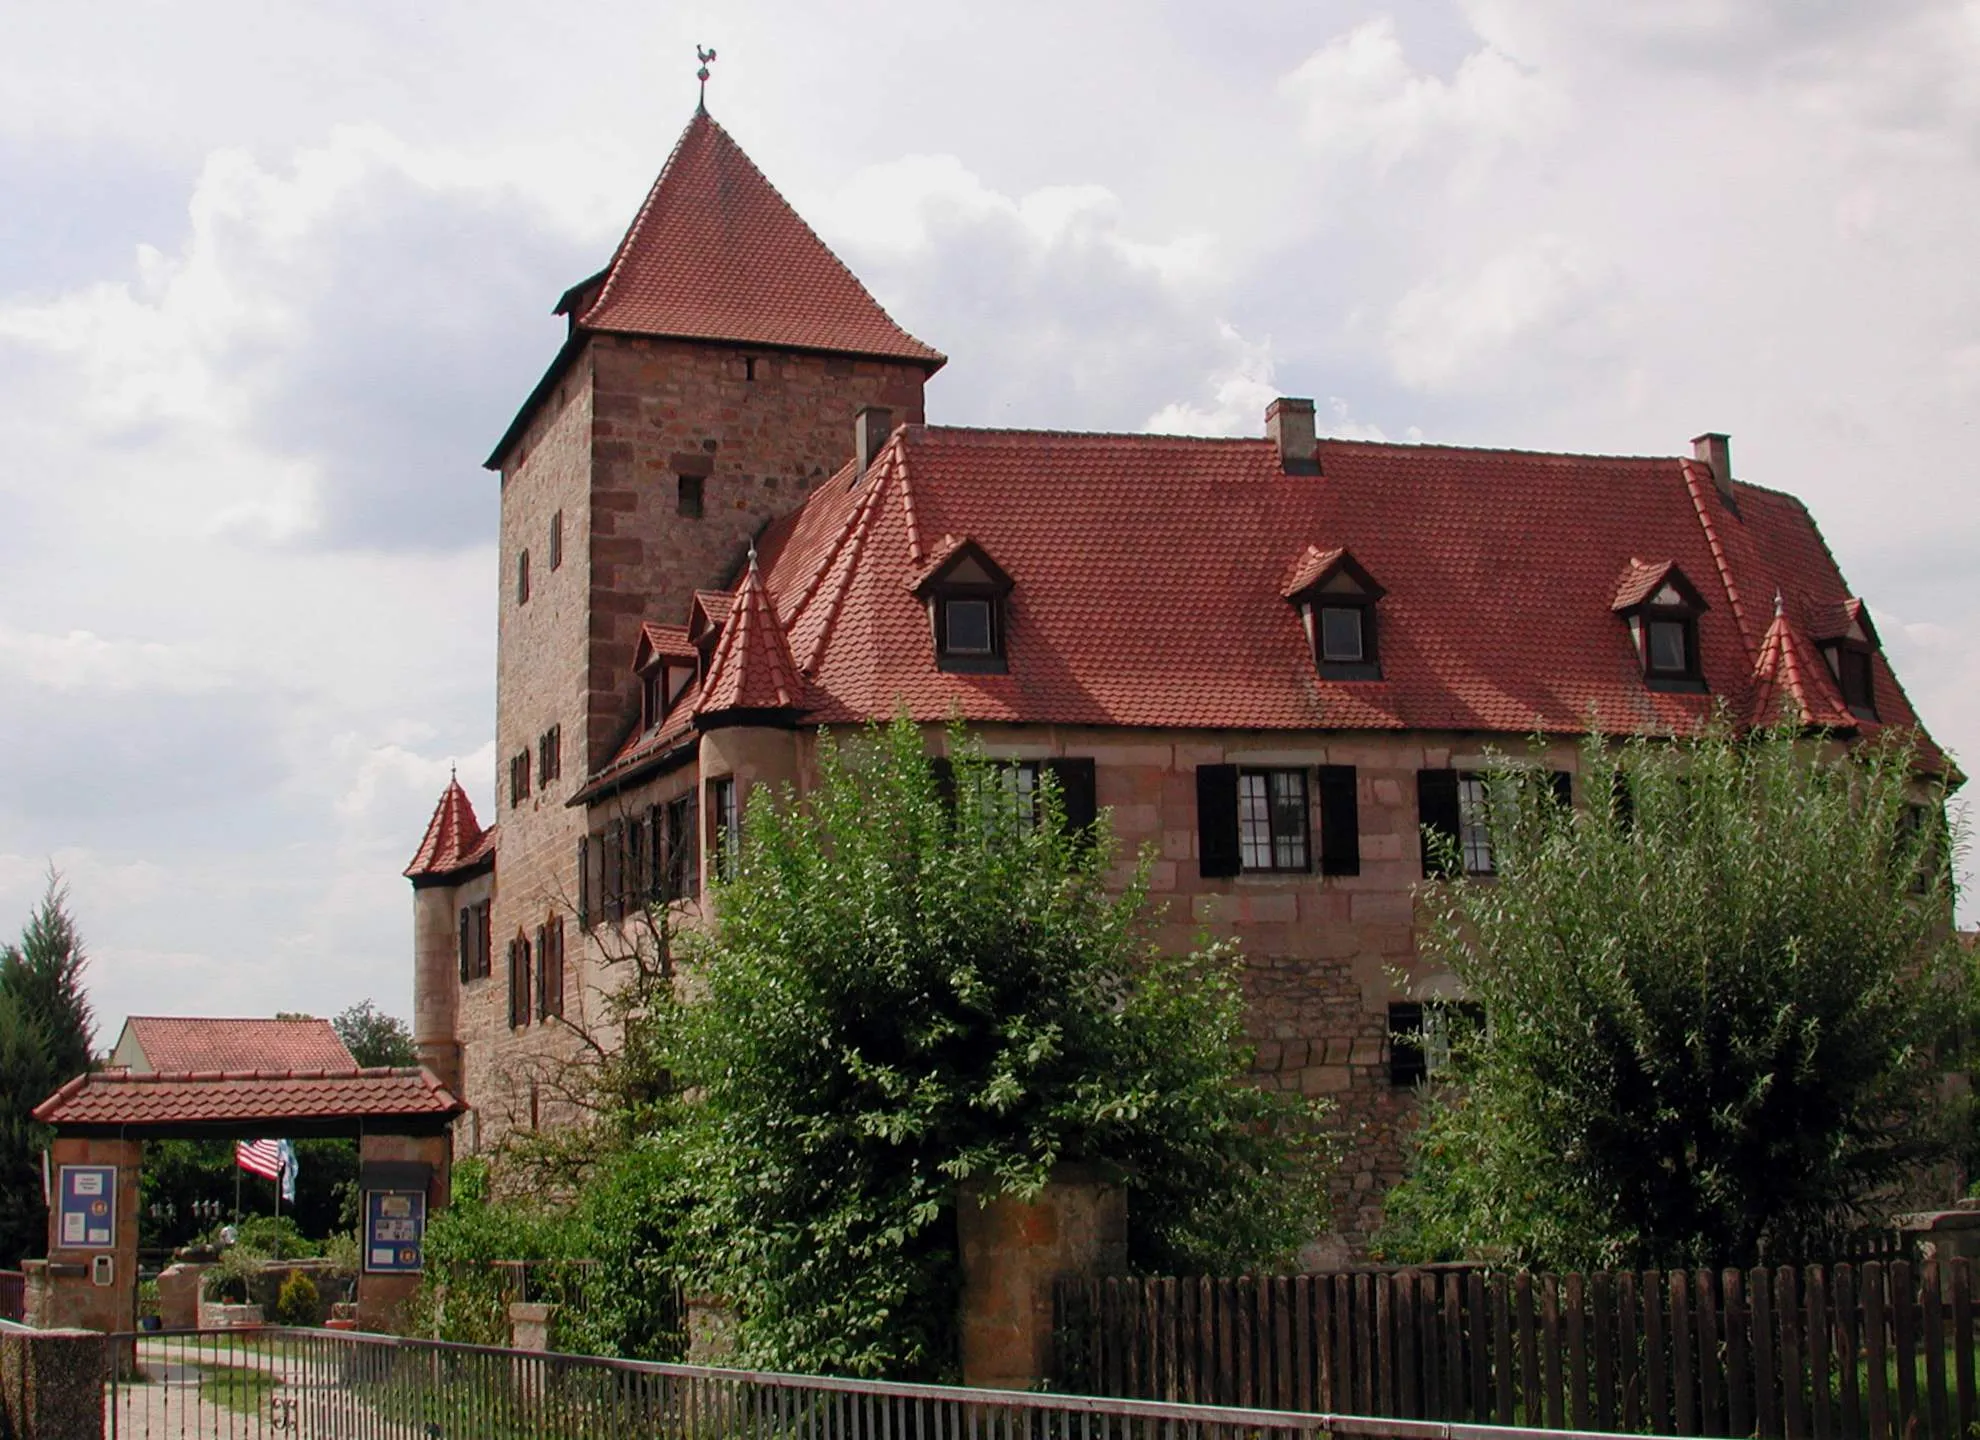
{"left": 410, "top": 106, "right": 944, "bottom": 1141}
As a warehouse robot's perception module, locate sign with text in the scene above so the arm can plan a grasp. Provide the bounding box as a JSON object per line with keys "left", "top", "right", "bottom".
{"left": 363, "top": 1189, "right": 426, "bottom": 1273}
{"left": 57, "top": 1164, "right": 117, "bottom": 1249}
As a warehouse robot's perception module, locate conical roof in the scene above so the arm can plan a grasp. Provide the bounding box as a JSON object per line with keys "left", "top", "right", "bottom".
{"left": 696, "top": 551, "right": 803, "bottom": 718}
{"left": 405, "top": 776, "right": 490, "bottom": 879}
{"left": 1750, "top": 599, "right": 1856, "bottom": 731}
{"left": 571, "top": 109, "right": 945, "bottom": 367}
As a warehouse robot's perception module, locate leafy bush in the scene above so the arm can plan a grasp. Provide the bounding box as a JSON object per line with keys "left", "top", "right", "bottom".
{"left": 272, "top": 1270, "right": 322, "bottom": 1327}
{"left": 409, "top": 1157, "right": 584, "bottom": 1345}
{"left": 1381, "top": 724, "right": 1963, "bottom": 1270}
{"left": 232, "top": 1214, "right": 314, "bottom": 1259}
{"left": 204, "top": 1244, "right": 265, "bottom": 1303}
{"left": 323, "top": 1229, "right": 360, "bottom": 1277}
{"left": 665, "top": 717, "right": 1330, "bottom": 1377}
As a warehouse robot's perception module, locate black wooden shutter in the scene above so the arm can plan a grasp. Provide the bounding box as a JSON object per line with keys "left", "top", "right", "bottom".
{"left": 1317, "top": 765, "right": 1360, "bottom": 876}
{"left": 1417, "top": 769, "right": 1461, "bottom": 878}
{"left": 1549, "top": 770, "right": 1574, "bottom": 809}
{"left": 506, "top": 939, "right": 521, "bottom": 1028}
{"left": 929, "top": 756, "right": 956, "bottom": 814}
{"left": 1196, "top": 764, "right": 1241, "bottom": 878}
{"left": 602, "top": 821, "right": 624, "bottom": 922}
{"left": 1045, "top": 758, "right": 1098, "bottom": 840}
{"left": 534, "top": 924, "right": 549, "bottom": 1020}
{"left": 576, "top": 836, "right": 592, "bottom": 928}
{"left": 477, "top": 903, "right": 491, "bottom": 978}
{"left": 458, "top": 906, "right": 472, "bottom": 983}
{"left": 1610, "top": 772, "right": 1635, "bottom": 831}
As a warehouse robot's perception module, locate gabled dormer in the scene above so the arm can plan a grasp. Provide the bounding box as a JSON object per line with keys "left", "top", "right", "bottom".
{"left": 634, "top": 622, "right": 700, "bottom": 731}
{"left": 1612, "top": 559, "right": 1708, "bottom": 692}
{"left": 910, "top": 536, "right": 1013, "bottom": 673}
{"left": 1283, "top": 546, "right": 1385, "bottom": 680}
{"left": 1813, "top": 597, "right": 1882, "bottom": 722}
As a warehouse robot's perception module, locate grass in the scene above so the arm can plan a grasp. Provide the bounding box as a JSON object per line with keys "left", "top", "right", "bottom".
{"left": 194, "top": 1361, "right": 280, "bottom": 1416}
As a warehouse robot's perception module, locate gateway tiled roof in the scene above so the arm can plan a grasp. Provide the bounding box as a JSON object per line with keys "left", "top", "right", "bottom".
{"left": 406, "top": 777, "right": 493, "bottom": 880}
{"left": 597, "top": 424, "right": 1937, "bottom": 774}
{"left": 34, "top": 1068, "right": 462, "bottom": 1128}
{"left": 119, "top": 1017, "right": 356, "bottom": 1074}
{"left": 569, "top": 110, "right": 944, "bottom": 367}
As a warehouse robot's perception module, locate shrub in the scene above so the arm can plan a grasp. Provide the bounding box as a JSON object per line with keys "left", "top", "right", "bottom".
{"left": 272, "top": 1270, "right": 322, "bottom": 1327}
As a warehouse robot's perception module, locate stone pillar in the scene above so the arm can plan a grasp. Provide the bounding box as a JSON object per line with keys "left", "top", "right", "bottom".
{"left": 508, "top": 1301, "right": 553, "bottom": 1352}
{"left": 0, "top": 1324, "right": 108, "bottom": 1440}
{"left": 354, "top": 1131, "right": 451, "bottom": 1334}
{"left": 411, "top": 882, "right": 464, "bottom": 1097}
{"left": 957, "top": 1164, "right": 1127, "bottom": 1391}
{"left": 37, "top": 1135, "right": 141, "bottom": 1334}
{"left": 685, "top": 1294, "right": 738, "bottom": 1366}
{"left": 1895, "top": 1201, "right": 1980, "bottom": 1264}
{"left": 154, "top": 1263, "right": 210, "bottom": 1331}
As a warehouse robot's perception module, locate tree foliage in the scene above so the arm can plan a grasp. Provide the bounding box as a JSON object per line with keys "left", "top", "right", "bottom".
{"left": 1381, "top": 723, "right": 1963, "bottom": 1270}
{"left": 665, "top": 718, "right": 1329, "bottom": 1378}
{"left": 332, "top": 999, "right": 417, "bottom": 1068}
{"left": 0, "top": 876, "right": 96, "bottom": 1266}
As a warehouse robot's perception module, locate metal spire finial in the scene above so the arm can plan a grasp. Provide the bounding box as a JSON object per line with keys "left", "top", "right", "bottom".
{"left": 696, "top": 45, "right": 718, "bottom": 111}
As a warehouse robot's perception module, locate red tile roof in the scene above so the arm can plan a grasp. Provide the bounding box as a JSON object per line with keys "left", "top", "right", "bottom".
{"left": 1611, "top": 558, "right": 1682, "bottom": 612}
{"left": 405, "top": 777, "right": 491, "bottom": 879}
{"left": 571, "top": 110, "right": 944, "bottom": 368}
{"left": 120, "top": 1017, "right": 356, "bottom": 1074}
{"left": 636, "top": 622, "right": 699, "bottom": 668}
{"left": 697, "top": 549, "right": 804, "bottom": 716}
{"left": 1750, "top": 600, "right": 1857, "bottom": 731}
{"left": 722, "top": 426, "right": 1939, "bottom": 751}
{"left": 33, "top": 1068, "right": 462, "bottom": 1128}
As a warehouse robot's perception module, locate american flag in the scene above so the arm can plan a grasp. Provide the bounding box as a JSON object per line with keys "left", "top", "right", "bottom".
{"left": 235, "top": 1138, "right": 283, "bottom": 1181}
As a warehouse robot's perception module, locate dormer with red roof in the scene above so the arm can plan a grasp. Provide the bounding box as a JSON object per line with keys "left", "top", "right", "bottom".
{"left": 1751, "top": 596, "right": 1858, "bottom": 732}
{"left": 1284, "top": 547, "right": 1386, "bottom": 681}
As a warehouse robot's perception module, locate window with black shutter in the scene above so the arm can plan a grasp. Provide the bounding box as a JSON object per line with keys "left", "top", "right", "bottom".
{"left": 1044, "top": 757, "right": 1098, "bottom": 840}
{"left": 508, "top": 935, "right": 533, "bottom": 1030}
{"left": 458, "top": 906, "right": 473, "bottom": 984}
{"left": 1390, "top": 1000, "right": 1485, "bottom": 1085}
{"left": 709, "top": 777, "right": 740, "bottom": 879}
{"left": 543, "top": 916, "right": 565, "bottom": 1018}
{"left": 664, "top": 792, "right": 698, "bottom": 901}
{"left": 577, "top": 835, "right": 593, "bottom": 928}
{"left": 601, "top": 820, "right": 625, "bottom": 922}
{"left": 1196, "top": 764, "right": 1241, "bottom": 878}
{"left": 1317, "top": 765, "right": 1359, "bottom": 876}
{"left": 474, "top": 902, "right": 491, "bottom": 978}
{"left": 458, "top": 901, "right": 490, "bottom": 983}
{"left": 1417, "top": 769, "right": 1461, "bottom": 878}
{"left": 534, "top": 923, "right": 549, "bottom": 1019}
{"left": 1549, "top": 771, "right": 1573, "bottom": 809}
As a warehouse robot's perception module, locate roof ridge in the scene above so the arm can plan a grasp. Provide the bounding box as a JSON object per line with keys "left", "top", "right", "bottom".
{"left": 1680, "top": 458, "right": 1759, "bottom": 662}
{"left": 912, "top": 423, "right": 1702, "bottom": 464}
{"left": 799, "top": 451, "right": 898, "bottom": 675}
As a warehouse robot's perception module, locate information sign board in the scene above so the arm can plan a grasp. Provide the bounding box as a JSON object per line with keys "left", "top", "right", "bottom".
{"left": 56, "top": 1164, "right": 117, "bottom": 1249}
{"left": 363, "top": 1189, "right": 426, "bottom": 1273}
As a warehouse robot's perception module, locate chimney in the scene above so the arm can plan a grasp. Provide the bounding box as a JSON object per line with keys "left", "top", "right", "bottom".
{"left": 855, "top": 405, "right": 894, "bottom": 476}
{"left": 1266, "top": 397, "right": 1319, "bottom": 475}
{"left": 1691, "top": 432, "right": 1735, "bottom": 507}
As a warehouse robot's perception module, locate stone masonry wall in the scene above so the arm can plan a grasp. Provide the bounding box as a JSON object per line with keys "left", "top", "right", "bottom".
{"left": 585, "top": 336, "right": 927, "bottom": 770}
{"left": 478, "top": 355, "right": 595, "bottom": 1144}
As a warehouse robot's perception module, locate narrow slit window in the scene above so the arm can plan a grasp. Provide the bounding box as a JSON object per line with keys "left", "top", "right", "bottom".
{"left": 678, "top": 474, "right": 704, "bottom": 519}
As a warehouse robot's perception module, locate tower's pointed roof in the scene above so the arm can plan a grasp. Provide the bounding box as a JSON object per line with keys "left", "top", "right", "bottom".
{"left": 1750, "top": 598, "right": 1856, "bottom": 731}
{"left": 568, "top": 109, "right": 945, "bottom": 368}
{"left": 696, "top": 551, "right": 804, "bottom": 718}
{"left": 405, "top": 776, "right": 494, "bottom": 880}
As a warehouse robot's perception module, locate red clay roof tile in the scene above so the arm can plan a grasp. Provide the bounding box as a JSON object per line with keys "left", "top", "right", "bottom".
{"left": 33, "top": 1067, "right": 462, "bottom": 1128}
{"left": 575, "top": 110, "right": 944, "bottom": 368}
{"left": 405, "top": 777, "right": 488, "bottom": 879}
{"left": 121, "top": 1017, "right": 355, "bottom": 1074}
{"left": 696, "top": 550, "right": 803, "bottom": 716}
{"left": 1750, "top": 599, "right": 1858, "bottom": 731}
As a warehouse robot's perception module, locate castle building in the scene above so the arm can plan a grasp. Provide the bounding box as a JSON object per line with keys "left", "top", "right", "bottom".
{"left": 405, "top": 105, "right": 1943, "bottom": 1255}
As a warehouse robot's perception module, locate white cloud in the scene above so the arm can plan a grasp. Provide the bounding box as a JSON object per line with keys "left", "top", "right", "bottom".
{"left": 1280, "top": 16, "right": 1565, "bottom": 180}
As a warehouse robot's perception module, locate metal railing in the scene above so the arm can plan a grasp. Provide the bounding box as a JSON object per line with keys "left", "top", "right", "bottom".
{"left": 101, "top": 1327, "right": 1693, "bottom": 1440}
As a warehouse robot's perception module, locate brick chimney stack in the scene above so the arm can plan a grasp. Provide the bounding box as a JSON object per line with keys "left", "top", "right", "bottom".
{"left": 1267, "top": 397, "right": 1319, "bottom": 475}
{"left": 856, "top": 405, "right": 895, "bottom": 476}
{"left": 1692, "top": 432, "right": 1735, "bottom": 507}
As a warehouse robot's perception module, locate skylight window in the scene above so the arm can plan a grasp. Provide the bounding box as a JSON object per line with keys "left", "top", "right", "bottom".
{"left": 1284, "top": 547, "right": 1383, "bottom": 680}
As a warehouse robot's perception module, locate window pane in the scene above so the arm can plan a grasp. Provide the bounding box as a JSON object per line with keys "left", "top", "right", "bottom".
{"left": 997, "top": 762, "right": 1039, "bottom": 826}
{"left": 1842, "top": 649, "right": 1874, "bottom": 708}
{"left": 1238, "top": 772, "right": 1274, "bottom": 870}
{"left": 944, "top": 598, "right": 993, "bottom": 654}
{"left": 1458, "top": 775, "right": 1494, "bottom": 874}
{"left": 1647, "top": 619, "right": 1688, "bottom": 673}
{"left": 1319, "top": 607, "right": 1364, "bottom": 663}
{"left": 1271, "top": 770, "right": 1309, "bottom": 869}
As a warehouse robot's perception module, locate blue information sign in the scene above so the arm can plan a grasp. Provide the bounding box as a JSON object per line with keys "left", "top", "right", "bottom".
{"left": 56, "top": 1164, "right": 117, "bottom": 1249}
{"left": 363, "top": 1189, "right": 426, "bottom": 1273}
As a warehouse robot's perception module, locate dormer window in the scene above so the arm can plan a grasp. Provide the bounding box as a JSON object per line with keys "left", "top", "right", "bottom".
{"left": 1284, "top": 546, "right": 1383, "bottom": 680}
{"left": 1818, "top": 601, "right": 1880, "bottom": 722}
{"left": 635, "top": 623, "right": 701, "bottom": 730}
{"left": 912, "top": 538, "right": 1012, "bottom": 674}
{"left": 1614, "top": 562, "right": 1707, "bottom": 693}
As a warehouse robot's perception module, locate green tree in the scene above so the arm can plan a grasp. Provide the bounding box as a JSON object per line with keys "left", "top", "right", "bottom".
{"left": 665, "top": 717, "right": 1329, "bottom": 1378}
{"left": 0, "top": 877, "right": 95, "bottom": 1265}
{"left": 1381, "top": 723, "right": 1963, "bottom": 1271}
{"left": 332, "top": 1000, "right": 416, "bottom": 1068}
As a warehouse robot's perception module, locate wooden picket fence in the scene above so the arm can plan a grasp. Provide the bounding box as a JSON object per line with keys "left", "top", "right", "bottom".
{"left": 1052, "top": 1261, "right": 1976, "bottom": 1440}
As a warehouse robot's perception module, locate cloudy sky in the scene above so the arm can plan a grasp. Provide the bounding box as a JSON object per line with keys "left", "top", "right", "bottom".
{"left": 2, "top": 1, "right": 1975, "bottom": 1039}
